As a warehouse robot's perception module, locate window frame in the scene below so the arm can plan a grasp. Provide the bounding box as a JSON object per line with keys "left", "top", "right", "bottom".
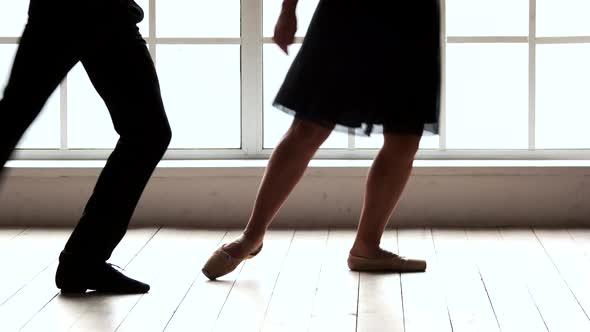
{"left": 4, "top": 0, "right": 590, "bottom": 160}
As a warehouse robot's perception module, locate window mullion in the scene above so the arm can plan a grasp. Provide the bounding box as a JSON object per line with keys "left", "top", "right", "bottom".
{"left": 529, "top": 0, "right": 537, "bottom": 150}
{"left": 439, "top": 0, "right": 447, "bottom": 151}
{"left": 149, "top": 0, "right": 157, "bottom": 58}
{"left": 241, "top": 0, "right": 264, "bottom": 157}
{"left": 59, "top": 80, "right": 67, "bottom": 150}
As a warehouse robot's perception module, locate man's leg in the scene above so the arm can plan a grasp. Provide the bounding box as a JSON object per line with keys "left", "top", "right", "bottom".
{"left": 56, "top": 1, "right": 171, "bottom": 294}
{"left": 0, "top": 12, "right": 77, "bottom": 173}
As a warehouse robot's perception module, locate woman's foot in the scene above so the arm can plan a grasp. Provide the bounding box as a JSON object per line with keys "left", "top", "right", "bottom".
{"left": 349, "top": 245, "right": 394, "bottom": 260}
{"left": 222, "top": 234, "right": 264, "bottom": 259}
{"left": 347, "top": 247, "right": 426, "bottom": 272}
{"left": 201, "top": 234, "right": 263, "bottom": 280}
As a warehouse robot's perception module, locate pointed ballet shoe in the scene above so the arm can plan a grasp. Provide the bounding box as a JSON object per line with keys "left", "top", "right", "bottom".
{"left": 347, "top": 252, "right": 426, "bottom": 272}
{"left": 202, "top": 241, "right": 263, "bottom": 280}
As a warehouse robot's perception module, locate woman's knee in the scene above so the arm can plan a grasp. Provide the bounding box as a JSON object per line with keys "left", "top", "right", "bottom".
{"left": 382, "top": 133, "right": 421, "bottom": 160}
{"left": 286, "top": 118, "right": 334, "bottom": 147}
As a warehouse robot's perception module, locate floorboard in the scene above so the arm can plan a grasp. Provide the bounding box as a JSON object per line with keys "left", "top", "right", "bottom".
{"left": 500, "top": 228, "right": 590, "bottom": 332}
{"left": 115, "top": 229, "right": 226, "bottom": 332}
{"left": 21, "top": 228, "right": 160, "bottom": 332}
{"left": 0, "top": 229, "right": 70, "bottom": 307}
{"left": 356, "top": 229, "right": 404, "bottom": 332}
{"left": 432, "top": 228, "right": 500, "bottom": 332}
{"left": 213, "top": 230, "right": 295, "bottom": 332}
{"left": 464, "top": 229, "right": 548, "bottom": 332}
{"left": 0, "top": 228, "right": 587, "bottom": 332}
{"left": 307, "top": 230, "right": 359, "bottom": 332}
{"left": 261, "top": 230, "right": 329, "bottom": 332}
{"left": 398, "top": 228, "right": 452, "bottom": 332}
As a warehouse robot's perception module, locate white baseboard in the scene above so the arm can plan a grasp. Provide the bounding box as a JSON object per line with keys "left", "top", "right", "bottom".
{"left": 1, "top": 160, "right": 589, "bottom": 227}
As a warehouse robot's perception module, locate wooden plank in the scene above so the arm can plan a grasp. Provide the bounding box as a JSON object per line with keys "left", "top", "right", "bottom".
{"left": 569, "top": 229, "right": 590, "bottom": 263}
{"left": 307, "top": 230, "right": 358, "bottom": 332}
{"left": 0, "top": 261, "right": 59, "bottom": 331}
{"left": 0, "top": 228, "right": 158, "bottom": 331}
{"left": 464, "top": 229, "right": 547, "bottom": 332}
{"left": 115, "top": 229, "right": 227, "bottom": 332}
{"left": 356, "top": 229, "right": 404, "bottom": 332}
{"left": 261, "top": 230, "right": 329, "bottom": 332}
{"left": 0, "top": 229, "right": 70, "bottom": 307}
{"left": 5, "top": 227, "right": 587, "bottom": 332}
{"left": 432, "top": 229, "right": 500, "bottom": 332}
{"left": 500, "top": 228, "right": 590, "bottom": 332}
{"left": 212, "top": 230, "right": 295, "bottom": 332}
{"left": 534, "top": 229, "right": 590, "bottom": 324}
{"left": 398, "top": 228, "right": 452, "bottom": 332}
{"left": 0, "top": 227, "right": 27, "bottom": 245}
{"left": 66, "top": 229, "right": 224, "bottom": 332}
{"left": 20, "top": 228, "right": 161, "bottom": 332}
{"left": 163, "top": 231, "right": 251, "bottom": 332}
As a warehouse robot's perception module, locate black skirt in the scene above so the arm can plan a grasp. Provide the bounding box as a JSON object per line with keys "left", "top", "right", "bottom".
{"left": 273, "top": 0, "right": 441, "bottom": 136}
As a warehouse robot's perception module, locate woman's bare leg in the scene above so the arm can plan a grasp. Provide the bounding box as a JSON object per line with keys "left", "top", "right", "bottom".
{"left": 350, "top": 132, "right": 421, "bottom": 258}
{"left": 224, "top": 118, "right": 334, "bottom": 258}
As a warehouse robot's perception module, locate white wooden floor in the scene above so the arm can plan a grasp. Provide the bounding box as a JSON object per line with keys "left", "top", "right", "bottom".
{"left": 0, "top": 228, "right": 589, "bottom": 332}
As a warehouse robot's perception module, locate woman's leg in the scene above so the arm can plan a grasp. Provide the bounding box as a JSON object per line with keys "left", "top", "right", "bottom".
{"left": 224, "top": 117, "right": 334, "bottom": 258}
{"left": 350, "top": 132, "right": 421, "bottom": 258}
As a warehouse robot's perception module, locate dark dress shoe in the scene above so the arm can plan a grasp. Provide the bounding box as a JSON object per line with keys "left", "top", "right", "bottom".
{"left": 55, "top": 251, "right": 150, "bottom": 294}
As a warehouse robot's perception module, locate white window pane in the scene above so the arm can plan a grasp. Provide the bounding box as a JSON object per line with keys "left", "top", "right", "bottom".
{"left": 0, "top": 45, "right": 60, "bottom": 149}
{"left": 355, "top": 135, "right": 383, "bottom": 149}
{"left": 17, "top": 92, "right": 60, "bottom": 149}
{"left": 446, "top": 0, "right": 528, "bottom": 36}
{"left": 263, "top": 44, "right": 348, "bottom": 149}
{"left": 136, "top": 0, "right": 149, "bottom": 37}
{"left": 0, "top": 0, "right": 28, "bottom": 37}
{"left": 263, "top": 0, "right": 319, "bottom": 38}
{"left": 537, "top": 0, "right": 590, "bottom": 37}
{"left": 157, "top": 0, "right": 239, "bottom": 38}
{"left": 537, "top": 44, "right": 590, "bottom": 149}
{"left": 446, "top": 44, "right": 528, "bottom": 149}
{"left": 157, "top": 45, "right": 241, "bottom": 149}
{"left": 67, "top": 64, "right": 118, "bottom": 149}
{"left": 0, "top": 1, "right": 149, "bottom": 38}
{"left": 356, "top": 134, "right": 439, "bottom": 150}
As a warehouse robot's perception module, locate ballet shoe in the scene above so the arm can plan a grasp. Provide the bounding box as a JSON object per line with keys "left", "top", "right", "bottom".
{"left": 347, "top": 250, "right": 426, "bottom": 272}
{"left": 202, "top": 238, "right": 263, "bottom": 280}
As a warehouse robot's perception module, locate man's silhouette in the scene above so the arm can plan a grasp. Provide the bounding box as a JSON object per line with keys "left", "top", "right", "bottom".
{"left": 0, "top": 0, "right": 172, "bottom": 293}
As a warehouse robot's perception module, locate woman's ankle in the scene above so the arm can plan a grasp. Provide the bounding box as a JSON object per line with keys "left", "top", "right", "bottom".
{"left": 349, "top": 240, "right": 382, "bottom": 258}
{"left": 242, "top": 228, "right": 265, "bottom": 244}
{"left": 222, "top": 232, "right": 264, "bottom": 258}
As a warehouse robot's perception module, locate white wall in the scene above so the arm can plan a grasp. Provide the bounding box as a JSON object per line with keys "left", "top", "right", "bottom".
{"left": 0, "top": 160, "right": 589, "bottom": 228}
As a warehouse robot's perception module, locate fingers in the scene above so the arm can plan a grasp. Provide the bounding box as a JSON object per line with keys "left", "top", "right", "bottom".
{"left": 273, "top": 14, "right": 297, "bottom": 55}
{"left": 280, "top": 41, "right": 291, "bottom": 55}
{"left": 272, "top": 36, "right": 287, "bottom": 54}
{"left": 272, "top": 34, "right": 292, "bottom": 54}
{"left": 273, "top": 27, "right": 296, "bottom": 55}
{"left": 280, "top": 44, "right": 289, "bottom": 55}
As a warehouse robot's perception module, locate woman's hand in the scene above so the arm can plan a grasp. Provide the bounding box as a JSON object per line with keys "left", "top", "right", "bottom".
{"left": 273, "top": 4, "right": 298, "bottom": 54}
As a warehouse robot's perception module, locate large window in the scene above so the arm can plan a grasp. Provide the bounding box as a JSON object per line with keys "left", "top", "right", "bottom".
{"left": 0, "top": 0, "right": 589, "bottom": 159}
